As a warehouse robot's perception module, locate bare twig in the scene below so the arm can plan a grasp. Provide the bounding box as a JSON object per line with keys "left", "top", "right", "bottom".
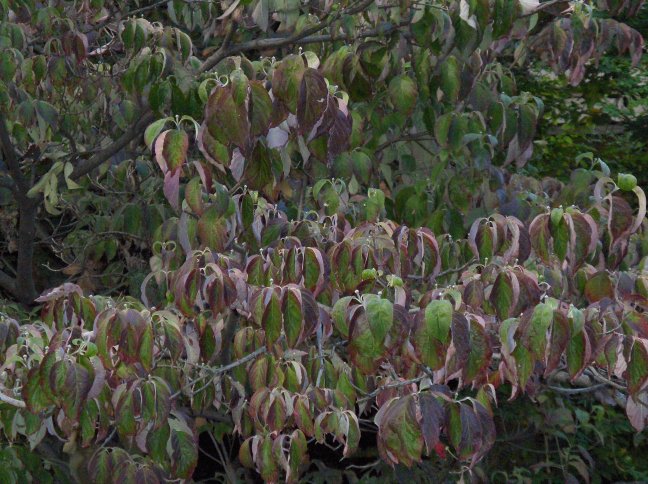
{"left": 357, "top": 375, "right": 426, "bottom": 404}
{"left": 407, "top": 258, "right": 478, "bottom": 281}
{"left": 375, "top": 132, "right": 435, "bottom": 153}
{"left": 171, "top": 346, "right": 266, "bottom": 399}
{"left": 437, "top": 258, "right": 478, "bottom": 279}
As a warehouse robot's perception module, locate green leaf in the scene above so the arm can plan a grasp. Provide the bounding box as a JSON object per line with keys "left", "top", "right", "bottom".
{"left": 529, "top": 215, "right": 551, "bottom": 263}
{"left": 389, "top": 75, "right": 418, "bottom": 114}
{"left": 526, "top": 303, "right": 553, "bottom": 359}
{"left": 512, "top": 345, "right": 533, "bottom": 388}
{"left": 170, "top": 427, "right": 198, "bottom": 479}
{"left": 331, "top": 296, "right": 352, "bottom": 339}
{"left": 490, "top": 272, "right": 517, "bottom": 321}
{"left": 567, "top": 330, "right": 590, "bottom": 380}
{"left": 145, "top": 423, "right": 169, "bottom": 467}
{"left": 184, "top": 177, "right": 204, "bottom": 215}
{"left": 249, "top": 80, "right": 272, "bottom": 136}
{"left": 259, "top": 436, "right": 279, "bottom": 481}
{"left": 80, "top": 399, "right": 99, "bottom": 445}
{"left": 23, "top": 367, "right": 52, "bottom": 413}
{"left": 144, "top": 118, "right": 170, "bottom": 148}
{"left": 434, "top": 112, "right": 453, "bottom": 147}
{"left": 348, "top": 323, "right": 379, "bottom": 374}
{"left": 366, "top": 296, "right": 393, "bottom": 345}
{"left": 440, "top": 56, "right": 460, "bottom": 103}
{"left": 423, "top": 299, "right": 453, "bottom": 345}
{"left": 262, "top": 288, "right": 282, "bottom": 345}
{"left": 116, "top": 389, "right": 137, "bottom": 436}
{"left": 552, "top": 217, "right": 570, "bottom": 262}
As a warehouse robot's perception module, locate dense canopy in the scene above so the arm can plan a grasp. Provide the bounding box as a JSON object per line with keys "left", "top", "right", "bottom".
{"left": 1, "top": 0, "right": 648, "bottom": 481}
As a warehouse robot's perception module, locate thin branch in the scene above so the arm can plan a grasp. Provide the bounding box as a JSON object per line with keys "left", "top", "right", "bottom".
{"left": 126, "top": 0, "right": 169, "bottom": 17}
{"left": 171, "top": 346, "right": 266, "bottom": 399}
{"left": 586, "top": 368, "right": 627, "bottom": 391}
{"left": 347, "top": 460, "right": 381, "bottom": 471}
{"left": 545, "top": 383, "right": 608, "bottom": 395}
{"left": 200, "top": 0, "right": 375, "bottom": 72}
{"left": 521, "top": 0, "right": 570, "bottom": 18}
{"left": 407, "top": 258, "right": 478, "bottom": 281}
{"left": 375, "top": 132, "right": 435, "bottom": 153}
{"left": 437, "top": 258, "right": 478, "bottom": 278}
{"left": 357, "top": 375, "right": 425, "bottom": 404}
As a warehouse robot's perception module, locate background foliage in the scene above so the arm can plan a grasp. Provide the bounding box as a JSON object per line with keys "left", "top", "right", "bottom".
{"left": 1, "top": 0, "right": 648, "bottom": 482}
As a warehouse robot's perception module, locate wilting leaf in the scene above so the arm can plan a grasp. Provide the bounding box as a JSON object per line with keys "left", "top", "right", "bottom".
{"left": 375, "top": 395, "right": 423, "bottom": 467}
{"left": 585, "top": 271, "right": 614, "bottom": 303}
{"left": 418, "top": 393, "right": 445, "bottom": 454}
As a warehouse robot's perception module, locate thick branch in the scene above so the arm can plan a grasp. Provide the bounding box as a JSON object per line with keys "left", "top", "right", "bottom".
{"left": 0, "top": 113, "right": 39, "bottom": 304}
{"left": 0, "top": 390, "right": 26, "bottom": 408}
{"left": 71, "top": 110, "right": 155, "bottom": 180}
{"left": 0, "top": 268, "right": 17, "bottom": 298}
{"left": 15, "top": 200, "right": 39, "bottom": 304}
{"left": 0, "top": 114, "right": 28, "bottom": 194}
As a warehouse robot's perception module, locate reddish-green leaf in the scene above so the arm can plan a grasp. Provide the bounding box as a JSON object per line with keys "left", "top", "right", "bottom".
{"left": 154, "top": 129, "right": 188, "bottom": 173}
{"left": 627, "top": 338, "right": 648, "bottom": 396}
{"left": 283, "top": 287, "right": 303, "bottom": 347}
{"left": 490, "top": 271, "right": 519, "bottom": 321}
{"left": 297, "top": 68, "right": 329, "bottom": 136}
